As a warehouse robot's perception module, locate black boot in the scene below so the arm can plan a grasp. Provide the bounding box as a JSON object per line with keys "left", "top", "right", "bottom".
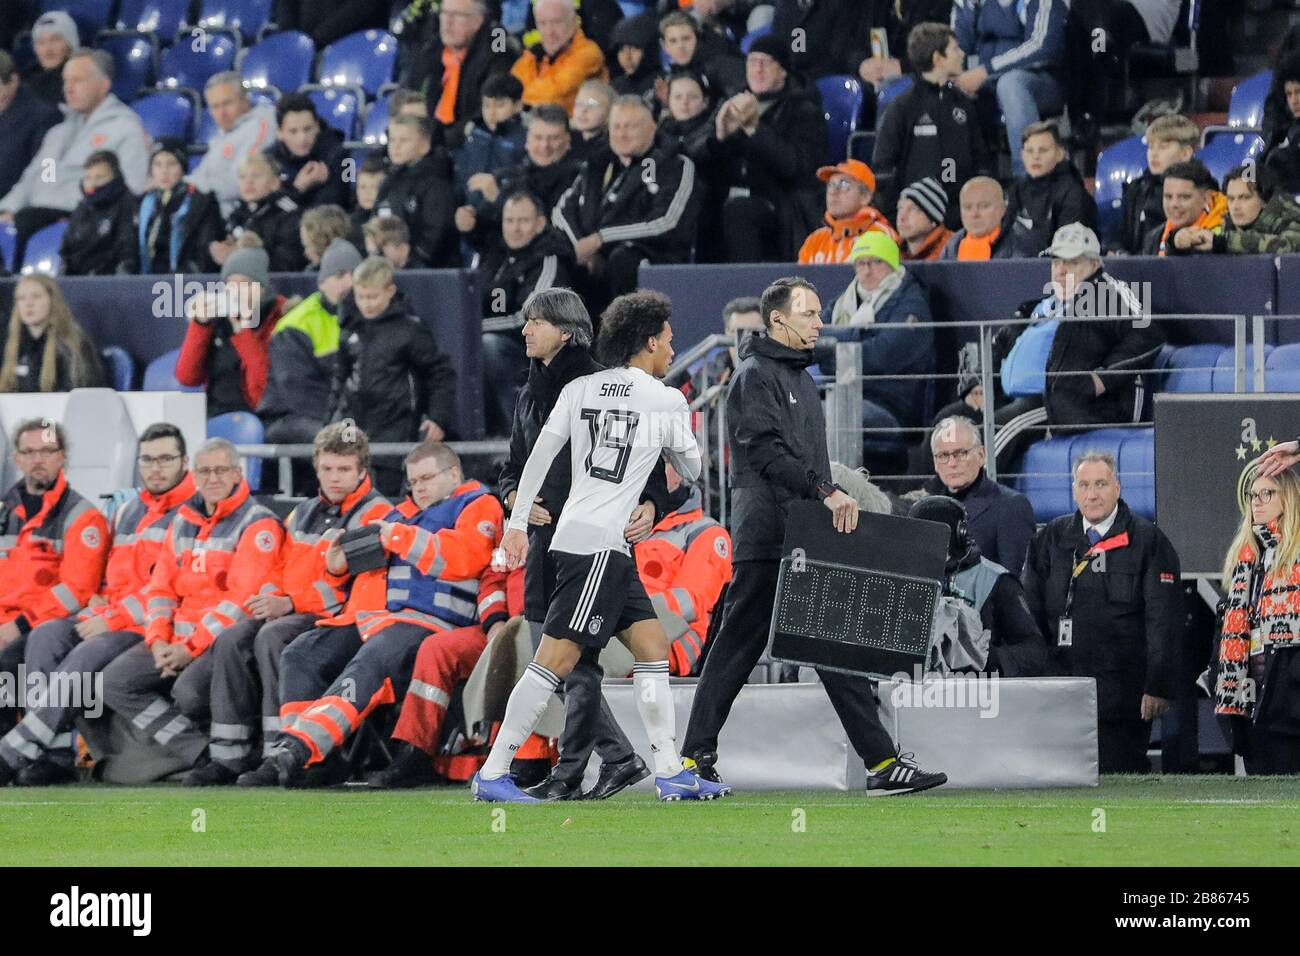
{"left": 272, "top": 737, "right": 313, "bottom": 787}
{"left": 365, "top": 742, "right": 443, "bottom": 789}
{"left": 523, "top": 772, "right": 583, "bottom": 801}
{"left": 15, "top": 759, "right": 76, "bottom": 786}
{"left": 184, "top": 758, "right": 241, "bottom": 787}
{"left": 583, "top": 754, "right": 650, "bottom": 800}
{"left": 236, "top": 757, "right": 281, "bottom": 788}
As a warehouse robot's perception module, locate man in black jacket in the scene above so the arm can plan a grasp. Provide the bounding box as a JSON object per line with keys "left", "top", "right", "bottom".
{"left": 0, "top": 53, "right": 60, "bottom": 215}
{"left": 266, "top": 94, "right": 351, "bottom": 212}
{"left": 681, "top": 276, "right": 947, "bottom": 795}
{"left": 553, "top": 96, "right": 699, "bottom": 312}
{"left": 497, "top": 287, "right": 666, "bottom": 801}
{"left": 376, "top": 115, "right": 460, "bottom": 269}
{"left": 59, "top": 150, "right": 136, "bottom": 276}
{"left": 1022, "top": 450, "right": 1183, "bottom": 772}
{"left": 1002, "top": 120, "right": 1097, "bottom": 259}
{"left": 873, "top": 23, "right": 989, "bottom": 227}
{"left": 273, "top": 0, "right": 389, "bottom": 49}
{"left": 480, "top": 190, "right": 573, "bottom": 437}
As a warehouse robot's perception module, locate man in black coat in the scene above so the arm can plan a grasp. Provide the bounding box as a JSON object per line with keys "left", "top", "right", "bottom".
{"left": 0, "top": 54, "right": 61, "bottom": 217}
{"left": 375, "top": 115, "right": 460, "bottom": 269}
{"left": 266, "top": 93, "right": 351, "bottom": 212}
{"left": 59, "top": 150, "right": 137, "bottom": 276}
{"left": 273, "top": 0, "right": 389, "bottom": 49}
{"left": 1022, "top": 451, "right": 1183, "bottom": 773}
{"left": 681, "top": 276, "right": 947, "bottom": 795}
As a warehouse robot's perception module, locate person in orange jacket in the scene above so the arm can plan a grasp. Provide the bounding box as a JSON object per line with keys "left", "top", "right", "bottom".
{"left": 183, "top": 422, "right": 391, "bottom": 786}
{"left": 0, "top": 418, "right": 111, "bottom": 715}
{"left": 99, "top": 438, "right": 283, "bottom": 774}
{"left": 243, "top": 441, "right": 503, "bottom": 787}
{"left": 797, "top": 159, "right": 900, "bottom": 265}
{"left": 0, "top": 422, "right": 183, "bottom": 785}
{"left": 511, "top": 0, "right": 608, "bottom": 113}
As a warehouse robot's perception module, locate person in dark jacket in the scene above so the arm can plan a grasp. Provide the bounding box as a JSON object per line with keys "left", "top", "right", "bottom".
{"left": 273, "top": 0, "right": 388, "bottom": 50}
{"left": 134, "top": 139, "right": 223, "bottom": 275}
{"left": 480, "top": 190, "right": 574, "bottom": 437}
{"left": 328, "top": 256, "right": 457, "bottom": 494}
{"left": 23, "top": 10, "right": 76, "bottom": 107}
{"left": 0, "top": 274, "right": 104, "bottom": 393}
{"left": 609, "top": 12, "right": 662, "bottom": 102}
{"left": 909, "top": 495, "right": 1046, "bottom": 678}
{"left": 856, "top": 0, "right": 957, "bottom": 90}
{"left": 1022, "top": 450, "right": 1183, "bottom": 772}
{"left": 569, "top": 78, "right": 613, "bottom": 166}
{"left": 0, "top": 53, "right": 61, "bottom": 213}
{"left": 1116, "top": 112, "right": 1196, "bottom": 255}
{"left": 1002, "top": 121, "right": 1097, "bottom": 258}
{"left": 375, "top": 114, "right": 459, "bottom": 269}
{"left": 552, "top": 96, "right": 700, "bottom": 310}
{"left": 658, "top": 10, "right": 745, "bottom": 101}
{"left": 681, "top": 276, "right": 948, "bottom": 795}
{"left": 399, "top": 1, "right": 518, "bottom": 149}
{"left": 1205, "top": 164, "right": 1300, "bottom": 256}
{"left": 453, "top": 73, "right": 527, "bottom": 201}
{"left": 923, "top": 415, "right": 1036, "bottom": 574}
{"left": 872, "top": 22, "right": 989, "bottom": 228}
{"left": 1263, "top": 52, "right": 1300, "bottom": 196}
{"left": 59, "top": 150, "right": 137, "bottom": 277}
{"left": 659, "top": 71, "right": 724, "bottom": 261}
{"left": 1140, "top": 159, "right": 1228, "bottom": 257}
{"left": 266, "top": 93, "right": 351, "bottom": 212}
{"left": 211, "top": 153, "right": 308, "bottom": 273}
{"left": 767, "top": 0, "right": 873, "bottom": 81}
{"left": 711, "top": 35, "right": 826, "bottom": 262}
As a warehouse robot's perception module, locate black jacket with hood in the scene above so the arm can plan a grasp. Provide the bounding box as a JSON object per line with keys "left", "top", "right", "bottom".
{"left": 267, "top": 124, "right": 351, "bottom": 211}
{"left": 1002, "top": 159, "right": 1098, "bottom": 257}
{"left": 59, "top": 176, "right": 137, "bottom": 276}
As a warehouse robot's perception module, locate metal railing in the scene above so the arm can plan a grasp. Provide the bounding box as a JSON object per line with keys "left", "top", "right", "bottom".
{"left": 235, "top": 440, "right": 509, "bottom": 495}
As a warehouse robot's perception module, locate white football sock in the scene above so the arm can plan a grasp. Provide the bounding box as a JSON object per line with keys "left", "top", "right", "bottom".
{"left": 481, "top": 662, "right": 559, "bottom": 780}
{"left": 633, "top": 661, "right": 683, "bottom": 777}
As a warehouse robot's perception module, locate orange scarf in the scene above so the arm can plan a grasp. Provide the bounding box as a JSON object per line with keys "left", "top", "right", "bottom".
{"left": 957, "top": 226, "right": 1000, "bottom": 261}
{"left": 435, "top": 47, "right": 467, "bottom": 125}
{"left": 1157, "top": 190, "right": 1228, "bottom": 256}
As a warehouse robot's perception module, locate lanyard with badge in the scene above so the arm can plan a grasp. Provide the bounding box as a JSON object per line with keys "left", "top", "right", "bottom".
{"left": 1247, "top": 559, "right": 1268, "bottom": 658}
{"left": 1058, "top": 531, "right": 1130, "bottom": 646}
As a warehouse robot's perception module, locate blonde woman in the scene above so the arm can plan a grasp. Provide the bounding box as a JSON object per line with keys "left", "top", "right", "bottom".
{"left": 1215, "top": 465, "right": 1300, "bottom": 774}
{"left": 0, "top": 274, "right": 104, "bottom": 393}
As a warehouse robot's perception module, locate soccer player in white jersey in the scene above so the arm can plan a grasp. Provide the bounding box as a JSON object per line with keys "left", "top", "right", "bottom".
{"left": 472, "top": 291, "right": 732, "bottom": 802}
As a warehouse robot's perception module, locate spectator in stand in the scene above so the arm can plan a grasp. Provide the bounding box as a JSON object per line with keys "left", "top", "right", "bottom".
{"left": 0, "top": 274, "right": 105, "bottom": 393}
{"left": 210, "top": 153, "right": 307, "bottom": 273}
{"left": 328, "top": 256, "right": 457, "bottom": 494}
{"left": 660, "top": 70, "right": 722, "bottom": 261}
{"left": 511, "top": 0, "right": 608, "bottom": 113}
{"left": 553, "top": 95, "right": 700, "bottom": 309}
{"left": 188, "top": 73, "right": 277, "bottom": 218}
{"left": 712, "top": 34, "right": 825, "bottom": 262}
{"left": 1142, "top": 159, "right": 1226, "bottom": 256}
{"left": 570, "top": 79, "right": 614, "bottom": 165}
{"left": 765, "top": 0, "right": 872, "bottom": 82}
{"left": 402, "top": 0, "right": 516, "bottom": 151}
{"left": 272, "top": 0, "right": 389, "bottom": 49}
{"left": 0, "top": 51, "right": 61, "bottom": 210}
{"left": 658, "top": 10, "right": 745, "bottom": 101}
{"left": 388, "top": 88, "right": 429, "bottom": 120}
{"left": 259, "top": 239, "right": 363, "bottom": 448}
{"left": 363, "top": 215, "right": 413, "bottom": 269}
{"left": 299, "top": 204, "right": 353, "bottom": 269}
{"left": 941, "top": 176, "right": 1028, "bottom": 259}
{"left": 1118, "top": 112, "right": 1197, "bottom": 256}
{"left": 134, "top": 139, "right": 223, "bottom": 275}
{"left": 59, "top": 150, "right": 137, "bottom": 276}
{"left": 523, "top": 0, "right": 627, "bottom": 56}
{"left": 1263, "top": 53, "right": 1300, "bottom": 196}
{"left": 23, "top": 11, "right": 76, "bottom": 106}
{"left": 0, "top": 50, "right": 149, "bottom": 268}
{"left": 480, "top": 189, "right": 575, "bottom": 436}
{"left": 872, "top": 22, "right": 988, "bottom": 228}
{"left": 266, "top": 93, "right": 350, "bottom": 212}
{"left": 1022, "top": 450, "right": 1182, "bottom": 773}
{"left": 896, "top": 177, "right": 954, "bottom": 261}
{"left": 922, "top": 415, "right": 1035, "bottom": 574}
{"left": 351, "top": 155, "right": 387, "bottom": 240}
{"left": 1002, "top": 120, "right": 1098, "bottom": 257}
{"left": 1265, "top": 31, "right": 1300, "bottom": 151}
{"left": 608, "top": 13, "right": 661, "bottom": 103}
{"left": 798, "top": 159, "right": 898, "bottom": 265}
{"left": 375, "top": 115, "right": 459, "bottom": 268}
{"left": 1183, "top": 164, "right": 1300, "bottom": 256}
{"left": 952, "top": 0, "right": 1068, "bottom": 178}
{"left": 454, "top": 73, "right": 527, "bottom": 203}
{"left": 176, "top": 247, "right": 288, "bottom": 419}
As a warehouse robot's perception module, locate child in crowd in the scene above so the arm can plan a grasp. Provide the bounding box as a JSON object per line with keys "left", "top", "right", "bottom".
{"left": 59, "top": 150, "right": 137, "bottom": 276}
{"left": 1119, "top": 113, "right": 1197, "bottom": 254}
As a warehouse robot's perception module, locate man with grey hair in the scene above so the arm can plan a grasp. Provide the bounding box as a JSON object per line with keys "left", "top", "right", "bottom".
{"left": 0, "top": 48, "right": 149, "bottom": 264}
{"left": 923, "top": 415, "right": 1035, "bottom": 573}
{"left": 188, "top": 72, "right": 277, "bottom": 216}
{"left": 1021, "top": 449, "right": 1183, "bottom": 773}
{"left": 99, "top": 436, "right": 284, "bottom": 781}
{"left": 510, "top": 0, "right": 606, "bottom": 112}
{"left": 497, "top": 287, "right": 670, "bottom": 800}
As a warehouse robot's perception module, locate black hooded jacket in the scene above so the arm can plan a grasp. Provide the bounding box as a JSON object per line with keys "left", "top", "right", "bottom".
{"left": 1003, "top": 159, "right": 1098, "bottom": 257}
{"left": 224, "top": 189, "right": 307, "bottom": 272}
{"left": 374, "top": 151, "right": 460, "bottom": 268}
{"left": 60, "top": 177, "right": 137, "bottom": 276}
{"left": 267, "top": 124, "right": 351, "bottom": 211}
{"left": 608, "top": 12, "right": 661, "bottom": 100}
{"left": 479, "top": 227, "right": 574, "bottom": 331}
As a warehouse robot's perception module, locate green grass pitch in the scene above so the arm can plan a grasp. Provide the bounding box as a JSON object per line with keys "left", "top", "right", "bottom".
{"left": 3, "top": 775, "right": 1299, "bottom": 866}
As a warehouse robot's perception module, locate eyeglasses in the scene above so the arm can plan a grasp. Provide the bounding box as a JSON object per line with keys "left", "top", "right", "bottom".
{"left": 195, "top": 466, "right": 237, "bottom": 479}
{"left": 933, "top": 447, "right": 976, "bottom": 464}
{"left": 138, "top": 454, "right": 182, "bottom": 468}
{"left": 15, "top": 447, "right": 61, "bottom": 458}
{"left": 1250, "top": 489, "right": 1277, "bottom": 505}
{"left": 408, "top": 465, "right": 455, "bottom": 488}
{"left": 575, "top": 97, "right": 604, "bottom": 109}
{"left": 826, "top": 179, "right": 861, "bottom": 192}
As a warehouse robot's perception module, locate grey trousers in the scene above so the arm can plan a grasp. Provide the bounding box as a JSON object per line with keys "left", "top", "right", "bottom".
{"left": 101, "top": 643, "right": 210, "bottom": 769}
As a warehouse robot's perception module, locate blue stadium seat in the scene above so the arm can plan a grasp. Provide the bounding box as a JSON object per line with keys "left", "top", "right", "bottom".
{"left": 1197, "top": 132, "right": 1265, "bottom": 189}
{"left": 99, "top": 34, "right": 158, "bottom": 102}
{"left": 101, "top": 346, "right": 136, "bottom": 391}
{"left": 208, "top": 411, "right": 264, "bottom": 488}
{"left": 1118, "top": 428, "right": 1156, "bottom": 519}
{"left": 110, "top": 0, "right": 190, "bottom": 38}
{"left": 240, "top": 31, "right": 316, "bottom": 95}
{"left": 1016, "top": 436, "right": 1075, "bottom": 523}
{"left": 0, "top": 222, "right": 16, "bottom": 274}
{"left": 43, "top": 0, "right": 111, "bottom": 44}
{"left": 361, "top": 95, "right": 391, "bottom": 147}
{"left": 21, "top": 221, "right": 67, "bottom": 276}
{"left": 873, "top": 75, "right": 914, "bottom": 129}
{"left": 1265, "top": 343, "right": 1300, "bottom": 392}
{"left": 1228, "top": 70, "right": 1271, "bottom": 129}
{"left": 195, "top": 86, "right": 278, "bottom": 144}
{"left": 739, "top": 24, "right": 771, "bottom": 54}
{"left": 1094, "top": 135, "right": 1148, "bottom": 249}
{"left": 143, "top": 347, "right": 200, "bottom": 391}
{"left": 1163, "top": 343, "right": 1227, "bottom": 393}
{"left": 307, "top": 87, "right": 360, "bottom": 139}
{"left": 618, "top": 0, "right": 650, "bottom": 16}
{"left": 131, "top": 91, "right": 196, "bottom": 142}
{"left": 815, "top": 75, "right": 863, "bottom": 164}
{"left": 158, "top": 33, "right": 237, "bottom": 92}
{"left": 1212, "top": 344, "right": 1272, "bottom": 393}
{"left": 196, "top": 0, "right": 273, "bottom": 44}
{"left": 317, "top": 30, "right": 398, "bottom": 100}
{"left": 500, "top": 0, "right": 530, "bottom": 34}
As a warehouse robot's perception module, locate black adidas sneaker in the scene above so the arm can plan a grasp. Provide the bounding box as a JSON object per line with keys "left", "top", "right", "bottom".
{"left": 865, "top": 752, "right": 947, "bottom": 796}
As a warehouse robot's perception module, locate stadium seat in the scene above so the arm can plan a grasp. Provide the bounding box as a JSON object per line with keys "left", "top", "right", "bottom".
{"left": 144, "top": 348, "right": 187, "bottom": 391}
{"left": 208, "top": 411, "right": 264, "bottom": 488}
{"left": 195, "top": 86, "right": 278, "bottom": 144}
{"left": 1213, "top": 343, "right": 1272, "bottom": 393}
{"left": 108, "top": 0, "right": 190, "bottom": 38}
{"left": 195, "top": 0, "right": 274, "bottom": 44}
{"left": 317, "top": 30, "right": 398, "bottom": 100}
{"left": 0, "top": 222, "right": 16, "bottom": 274}
{"left": 1118, "top": 427, "right": 1156, "bottom": 519}
{"left": 1228, "top": 70, "right": 1271, "bottom": 130}
{"left": 99, "top": 34, "right": 158, "bottom": 103}
{"left": 360, "top": 95, "right": 391, "bottom": 147}
{"left": 1094, "top": 135, "right": 1148, "bottom": 249}
{"left": 307, "top": 87, "right": 360, "bottom": 139}
{"left": 131, "top": 91, "right": 196, "bottom": 142}
{"left": 1196, "top": 132, "right": 1265, "bottom": 188}
{"left": 157, "top": 33, "right": 237, "bottom": 93}
{"left": 43, "top": 0, "right": 112, "bottom": 43}
{"left": 816, "top": 75, "right": 863, "bottom": 164}
{"left": 101, "top": 346, "right": 137, "bottom": 391}
{"left": 20, "top": 221, "right": 67, "bottom": 276}
{"left": 1264, "top": 343, "right": 1300, "bottom": 392}
{"left": 618, "top": 0, "right": 650, "bottom": 17}
{"left": 873, "top": 75, "right": 914, "bottom": 129}
{"left": 63, "top": 388, "right": 140, "bottom": 504}
{"left": 1163, "top": 343, "right": 1227, "bottom": 393}
{"left": 500, "top": 0, "right": 530, "bottom": 34}
{"left": 239, "top": 30, "right": 316, "bottom": 95}
{"left": 1016, "top": 436, "right": 1075, "bottom": 523}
